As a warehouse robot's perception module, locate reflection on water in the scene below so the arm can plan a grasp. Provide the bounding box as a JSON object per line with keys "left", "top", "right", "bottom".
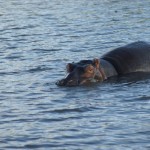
{"left": 0, "top": 0, "right": 150, "bottom": 149}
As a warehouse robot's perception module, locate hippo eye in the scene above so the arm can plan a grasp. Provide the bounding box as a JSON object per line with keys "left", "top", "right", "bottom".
{"left": 84, "top": 65, "right": 94, "bottom": 73}
{"left": 88, "top": 68, "right": 93, "bottom": 72}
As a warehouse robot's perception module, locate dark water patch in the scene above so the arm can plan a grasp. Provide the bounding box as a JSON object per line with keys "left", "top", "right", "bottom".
{"left": 137, "top": 95, "right": 150, "bottom": 101}
{"left": 16, "top": 34, "right": 32, "bottom": 37}
{"left": 0, "top": 37, "right": 10, "bottom": 41}
{"left": 26, "top": 66, "right": 52, "bottom": 73}
{"left": 55, "top": 24, "right": 69, "bottom": 28}
{"left": 2, "top": 146, "right": 23, "bottom": 150}
{"left": 24, "top": 143, "right": 62, "bottom": 149}
{"left": 25, "top": 93, "right": 46, "bottom": 100}
{"left": 50, "top": 58, "right": 69, "bottom": 62}
{"left": 33, "top": 48, "right": 62, "bottom": 52}
{"left": 12, "top": 33, "right": 43, "bottom": 38}
{"left": 9, "top": 25, "right": 37, "bottom": 30}
{"left": 70, "top": 48, "right": 85, "bottom": 52}
{"left": 5, "top": 55, "right": 22, "bottom": 60}
{"left": 1, "top": 114, "right": 18, "bottom": 118}
{"left": 0, "top": 118, "right": 33, "bottom": 124}
{"left": 68, "top": 35, "right": 81, "bottom": 39}
{"left": 1, "top": 91, "right": 19, "bottom": 94}
{"left": 39, "top": 116, "right": 79, "bottom": 123}
{"left": 5, "top": 46, "right": 18, "bottom": 50}
{"left": 49, "top": 106, "right": 94, "bottom": 114}
{"left": 101, "top": 40, "right": 124, "bottom": 45}
{"left": 136, "top": 130, "right": 150, "bottom": 135}
{"left": 44, "top": 16, "right": 59, "bottom": 21}
{"left": 0, "top": 71, "right": 21, "bottom": 76}
{"left": 53, "top": 33, "right": 67, "bottom": 37}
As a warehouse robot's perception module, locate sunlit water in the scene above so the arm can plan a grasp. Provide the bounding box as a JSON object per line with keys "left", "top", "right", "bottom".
{"left": 0, "top": 0, "right": 150, "bottom": 149}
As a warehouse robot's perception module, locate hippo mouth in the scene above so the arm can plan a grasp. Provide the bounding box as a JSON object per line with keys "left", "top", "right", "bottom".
{"left": 56, "top": 59, "right": 107, "bottom": 86}
{"left": 56, "top": 77, "right": 99, "bottom": 86}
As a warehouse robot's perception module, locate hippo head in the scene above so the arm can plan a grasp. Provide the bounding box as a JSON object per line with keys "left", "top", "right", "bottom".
{"left": 56, "top": 59, "right": 107, "bottom": 86}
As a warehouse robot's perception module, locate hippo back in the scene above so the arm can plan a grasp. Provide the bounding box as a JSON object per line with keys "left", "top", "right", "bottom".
{"left": 102, "top": 41, "right": 150, "bottom": 74}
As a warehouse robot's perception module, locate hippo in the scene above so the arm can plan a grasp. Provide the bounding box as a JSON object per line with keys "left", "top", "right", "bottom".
{"left": 56, "top": 41, "right": 150, "bottom": 86}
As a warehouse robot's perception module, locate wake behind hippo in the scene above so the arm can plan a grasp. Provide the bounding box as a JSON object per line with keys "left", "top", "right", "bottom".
{"left": 56, "top": 41, "right": 150, "bottom": 86}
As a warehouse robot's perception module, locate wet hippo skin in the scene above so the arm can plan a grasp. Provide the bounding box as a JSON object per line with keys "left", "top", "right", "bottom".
{"left": 56, "top": 41, "right": 150, "bottom": 86}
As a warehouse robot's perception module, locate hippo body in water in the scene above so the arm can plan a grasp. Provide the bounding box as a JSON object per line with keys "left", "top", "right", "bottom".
{"left": 57, "top": 41, "right": 150, "bottom": 86}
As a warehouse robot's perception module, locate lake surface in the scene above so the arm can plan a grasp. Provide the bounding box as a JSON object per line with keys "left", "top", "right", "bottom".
{"left": 0, "top": 0, "right": 150, "bottom": 149}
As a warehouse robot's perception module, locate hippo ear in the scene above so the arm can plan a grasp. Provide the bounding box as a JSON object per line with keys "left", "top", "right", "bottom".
{"left": 93, "top": 58, "right": 100, "bottom": 69}
{"left": 66, "top": 63, "right": 76, "bottom": 73}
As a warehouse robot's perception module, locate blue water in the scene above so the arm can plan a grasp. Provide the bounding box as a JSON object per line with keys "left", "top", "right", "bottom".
{"left": 0, "top": 0, "right": 150, "bottom": 149}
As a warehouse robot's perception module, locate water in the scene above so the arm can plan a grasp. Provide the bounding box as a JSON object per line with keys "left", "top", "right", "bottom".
{"left": 0, "top": 0, "right": 150, "bottom": 149}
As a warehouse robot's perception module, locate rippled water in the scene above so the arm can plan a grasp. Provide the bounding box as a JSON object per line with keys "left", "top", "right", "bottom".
{"left": 0, "top": 0, "right": 150, "bottom": 149}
